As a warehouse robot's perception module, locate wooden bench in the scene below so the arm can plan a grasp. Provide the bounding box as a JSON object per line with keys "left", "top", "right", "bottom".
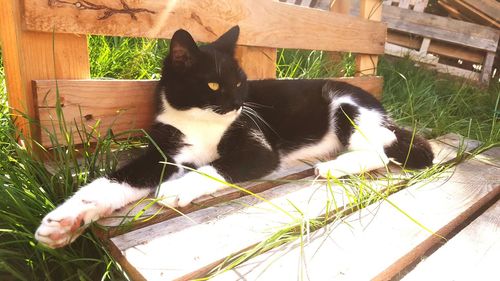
{"left": 382, "top": 0, "right": 499, "bottom": 84}
{"left": 93, "top": 133, "right": 500, "bottom": 280}
{"left": 0, "top": 0, "right": 386, "bottom": 148}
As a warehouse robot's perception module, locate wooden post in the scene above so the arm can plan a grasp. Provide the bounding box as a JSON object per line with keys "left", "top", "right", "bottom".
{"left": 356, "top": 0, "right": 383, "bottom": 76}
{"left": 480, "top": 51, "right": 495, "bottom": 84}
{"left": 0, "top": 0, "right": 90, "bottom": 148}
{"left": 327, "top": 0, "right": 352, "bottom": 67}
{"left": 235, "top": 46, "right": 276, "bottom": 79}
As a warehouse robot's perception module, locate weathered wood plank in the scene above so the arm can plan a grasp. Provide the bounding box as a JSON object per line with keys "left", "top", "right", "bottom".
{"left": 0, "top": 0, "right": 89, "bottom": 147}
{"left": 387, "top": 32, "right": 485, "bottom": 63}
{"left": 96, "top": 162, "right": 314, "bottom": 236}
{"left": 385, "top": 43, "right": 439, "bottom": 65}
{"left": 110, "top": 176, "right": 394, "bottom": 280}
{"left": 34, "top": 76, "right": 383, "bottom": 147}
{"left": 402, "top": 199, "right": 500, "bottom": 281}
{"left": 35, "top": 80, "right": 157, "bottom": 147}
{"left": 460, "top": 0, "right": 500, "bottom": 24}
{"left": 480, "top": 51, "right": 495, "bottom": 84}
{"left": 457, "top": 0, "right": 500, "bottom": 28}
{"left": 432, "top": 63, "right": 480, "bottom": 81}
{"left": 443, "top": 0, "right": 500, "bottom": 29}
{"left": 383, "top": 5, "right": 500, "bottom": 52}
{"left": 356, "top": 0, "right": 383, "bottom": 76}
{"left": 211, "top": 144, "right": 500, "bottom": 281}
{"left": 234, "top": 46, "right": 276, "bottom": 79}
{"left": 22, "top": 0, "right": 386, "bottom": 54}
{"left": 104, "top": 135, "right": 469, "bottom": 280}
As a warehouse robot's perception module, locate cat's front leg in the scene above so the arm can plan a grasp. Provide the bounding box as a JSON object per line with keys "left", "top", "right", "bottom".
{"left": 36, "top": 145, "right": 179, "bottom": 248}
{"left": 35, "top": 178, "right": 151, "bottom": 248}
{"left": 158, "top": 166, "right": 227, "bottom": 207}
{"left": 158, "top": 129, "right": 279, "bottom": 207}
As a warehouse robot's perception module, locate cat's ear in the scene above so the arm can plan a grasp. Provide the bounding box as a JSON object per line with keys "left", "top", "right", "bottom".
{"left": 212, "top": 25, "right": 240, "bottom": 55}
{"left": 168, "top": 29, "right": 199, "bottom": 71}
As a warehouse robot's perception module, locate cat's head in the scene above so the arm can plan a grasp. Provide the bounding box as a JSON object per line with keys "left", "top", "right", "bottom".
{"left": 159, "top": 25, "right": 247, "bottom": 115}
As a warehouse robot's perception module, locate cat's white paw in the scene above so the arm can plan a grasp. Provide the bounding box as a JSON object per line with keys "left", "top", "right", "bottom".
{"left": 157, "top": 167, "right": 226, "bottom": 208}
{"left": 314, "top": 162, "right": 346, "bottom": 179}
{"left": 157, "top": 179, "right": 218, "bottom": 208}
{"left": 35, "top": 178, "right": 151, "bottom": 248}
{"left": 35, "top": 199, "right": 107, "bottom": 248}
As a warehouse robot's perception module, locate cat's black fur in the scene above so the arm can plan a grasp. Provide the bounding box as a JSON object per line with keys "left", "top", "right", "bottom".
{"left": 109, "top": 25, "right": 434, "bottom": 187}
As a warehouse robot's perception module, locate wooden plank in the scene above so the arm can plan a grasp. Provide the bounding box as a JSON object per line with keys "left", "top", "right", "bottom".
{"left": 402, "top": 199, "right": 500, "bottom": 281}
{"left": 211, "top": 142, "right": 500, "bottom": 281}
{"left": 34, "top": 76, "right": 383, "bottom": 147}
{"left": 234, "top": 46, "right": 276, "bottom": 79}
{"left": 398, "top": 0, "right": 411, "bottom": 9}
{"left": 383, "top": 5, "right": 500, "bottom": 52}
{"left": 446, "top": 0, "right": 500, "bottom": 29}
{"left": 35, "top": 80, "right": 157, "bottom": 147}
{"left": 480, "top": 51, "right": 495, "bottom": 84}
{"left": 330, "top": 0, "right": 351, "bottom": 14}
{"left": 387, "top": 31, "right": 485, "bottom": 63}
{"left": 432, "top": 63, "right": 480, "bottom": 81}
{"left": 109, "top": 171, "right": 398, "bottom": 280}
{"left": 96, "top": 162, "right": 314, "bottom": 236}
{"left": 22, "top": 0, "right": 386, "bottom": 55}
{"left": 356, "top": 0, "right": 384, "bottom": 76}
{"left": 438, "top": 0, "right": 469, "bottom": 22}
{"left": 412, "top": 0, "right": 428, "bottom": 12}
{"left": 419, "top": 37, "right": 431, "bottom": 53}
{"left": 0, "top": 0, "right": 90, "bottom": 148}
{"left": 461, "top": 0, "right": 500, "bottom": 23}
{"left": 104, "top": 135, "right": 468, "bottom": 280}
{"left": 385, "top": 43, "right": 439, "bottom": 65}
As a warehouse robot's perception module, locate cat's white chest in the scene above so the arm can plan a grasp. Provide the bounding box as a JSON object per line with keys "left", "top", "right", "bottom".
{"left": 156, "top": 96, "right": 239, "bottom": 166}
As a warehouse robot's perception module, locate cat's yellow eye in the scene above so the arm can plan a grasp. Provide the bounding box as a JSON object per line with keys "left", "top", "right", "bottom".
{"left": 236, "top": 82, "right": 242, "bottom": 87}
{"left": 208, "top": 82, "right": 220, "bottom": 91}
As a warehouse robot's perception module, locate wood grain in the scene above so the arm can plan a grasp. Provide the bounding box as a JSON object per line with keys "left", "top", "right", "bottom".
{"left": 431, "top": 63, "right": 480, "bottom": 81}
{"left": 441, "top": 0, "right": 500, "bottom": 29}
{"left": 234, "top": 46, "right": 276, "bottom": 79}
{"left": 22, "top": 0, "right": 386, "bottom": 54}
{"left": 111, "top": 172, "right": 399, "bottom": 280}
{"left": 35, "top": 80, "right": 157, "bottom": 147}
{"left": 387, "top": 32, "right": 485, "bottom": 63}
{"left": 34, "top": 76, "right": 383, "bottom": 147}
{"left": 480, "top": 51, "right": 495, "bottom": 84}
{"left": 460, "top": 0, "right": 500, "bottom": 24}
{"left": 0, "top": 0, "right": 89, "bottom": 146}
{"left": 211, "top": 142, "right": 500, "bottom": 281}
{"left": 356, "top": 0, "right": 384, "bottom": 76}
{"left": 383, "top": 5, "right": 499, "bottom": 52}
{"left": 402, "top": 199, "right": 500, "bottom": 281}
{"left": 385, "top": 43, "right": 439, "bottom": 65}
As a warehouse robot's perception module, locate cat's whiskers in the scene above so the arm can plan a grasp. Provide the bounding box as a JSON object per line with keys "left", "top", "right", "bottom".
{"left": 242, "top": 106, "right": 279, "bottom": 137}
{"left": 243, "top": 101, "right": 273, "bottom": 109}
{"left": 214, "top": 53, "right": 222, "bottom": 77}
{"left": 241, "top": 109, "right": 264, "bottom": 134}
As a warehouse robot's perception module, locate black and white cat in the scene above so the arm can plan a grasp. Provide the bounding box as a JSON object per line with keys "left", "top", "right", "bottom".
{"left": 35, "top": 26, "right": 433, "bottom": 248}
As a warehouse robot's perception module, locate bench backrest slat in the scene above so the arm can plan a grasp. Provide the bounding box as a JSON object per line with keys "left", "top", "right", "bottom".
{"left": 23, "top": 0, "right": 386, "bottom": 54}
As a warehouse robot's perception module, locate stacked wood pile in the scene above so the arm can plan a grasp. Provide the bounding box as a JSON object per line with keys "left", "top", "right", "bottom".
{"left": 437, "top": 0, "right": 500, "bottom": 83}
{"left": 283, "top": 0, "right": 499, "bottom": 84}
{"left": 382, "top": 0, "right": 499, "bottom": 84}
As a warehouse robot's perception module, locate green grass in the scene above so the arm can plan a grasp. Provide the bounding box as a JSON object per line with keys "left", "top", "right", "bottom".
{"left": 0, "top": 36, "right": 499, "bottom": 280}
